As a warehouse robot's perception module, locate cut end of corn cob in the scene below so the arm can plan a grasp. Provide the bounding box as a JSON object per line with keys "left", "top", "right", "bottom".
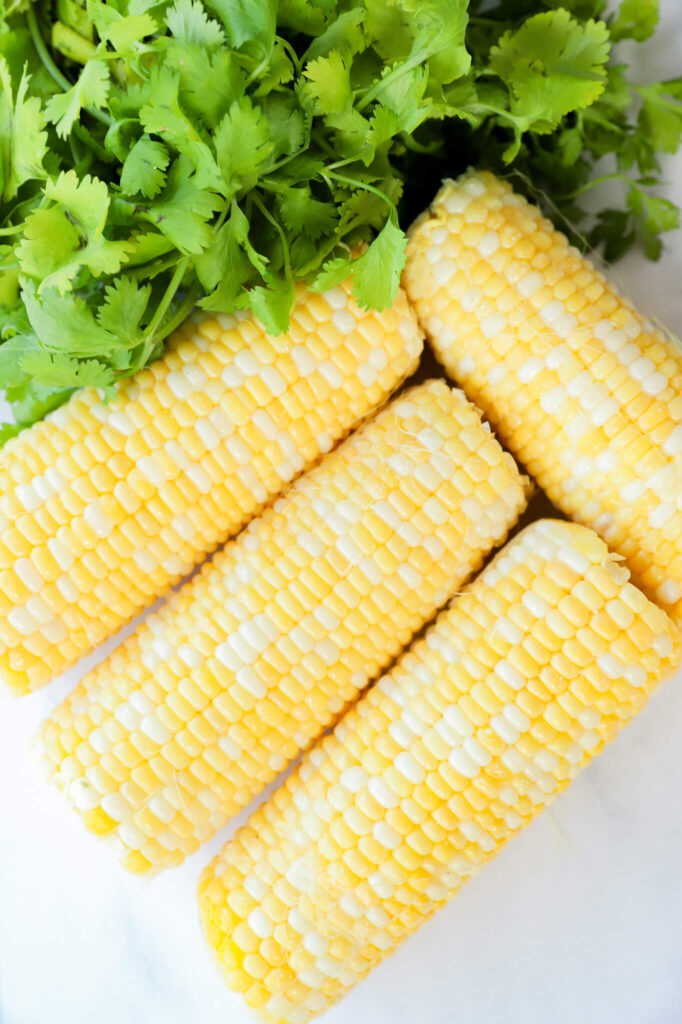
{"left": 0, "top": 280, "right": 422, "bottom": 696}
{"left": 198, "top": 518, "right": 680, "bottom": 1024}
{"left": 404, "top": 169, "right": 682, "bottom": 625}
{"left": 36, "top": 380, "right": 526, "bottom": 875}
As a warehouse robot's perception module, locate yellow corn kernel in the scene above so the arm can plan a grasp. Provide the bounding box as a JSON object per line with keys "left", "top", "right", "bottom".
{"left": 0, "top": 280, "right": 423, "bottom": 694}
{"left": 198, "top": 520, "right": 680, "bottom": 1023}
{"left": 404, "top": 169, "right": 682, "bottom": 624}
{"left": 37, "top": 382, "right": 526, "bottom": 874}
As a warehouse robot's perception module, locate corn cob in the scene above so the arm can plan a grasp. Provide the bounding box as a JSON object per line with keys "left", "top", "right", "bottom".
{"left": 198, "top": 519, "right": 680, "bottom": 1024}
{"left": 0, "top": 281, "right": 422, "bottom": 695}
{"left": 37, "top": 381, "right": 526, "bottom": 874}
{"left": 404, "top": 170, "right": 682, "bottom": 625}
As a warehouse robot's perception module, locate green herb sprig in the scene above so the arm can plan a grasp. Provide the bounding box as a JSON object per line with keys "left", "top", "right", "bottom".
{"left": 0, "top": 0, "right": 680, "bottom": 439}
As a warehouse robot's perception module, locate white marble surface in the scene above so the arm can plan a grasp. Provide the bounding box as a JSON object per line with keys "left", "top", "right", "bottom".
{"left": 2, "top": 9, "right": 682, "bottom": 1023}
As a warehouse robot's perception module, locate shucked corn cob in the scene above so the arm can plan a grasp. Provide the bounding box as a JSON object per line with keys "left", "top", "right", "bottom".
{"left": 38, "top": 381, "right": 526, "bottom": 874}
{"left": 198, "top": 520, "right": 680, "bottom": 1024}
{"left": 0, "top": 280, "right": 422, "bottom": 695}
{"left": 404, "top": 170, "right": 682, "bottom": 624}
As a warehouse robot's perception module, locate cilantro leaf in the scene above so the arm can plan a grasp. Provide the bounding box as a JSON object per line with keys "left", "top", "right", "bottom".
{"left": 303, "top": 51, "right": 352, "bottom": 115}
{"left": 351, "top": 217, "right": 407, "bottom": 311}
{"left": 303, "top": 9, "right": 366, "bottom": 62}
{"left": 122, "top": 231, "right": 175, "bottom": 269}
{"left": 367, "top": 104, "right": 401, "bottom": 148}
{"left": 245, "top": 277, "right": 295, "bottom": 335}
{"left": 16, "top": 209, "right": 79, "bottom": 292}
{"left": 18, "top": 210, "right": 132, "bottom": 292}
{"left": 214, "top": 96, "right": 274, "bottom": 194}
{"left": 44, "top": 59, "right": 110, "bottom": 138}
{"left": 140, "top": 65, "right": 223, "bottom": 192}
{"left": 261, "top": 93, "right": 307, "bottom": 160}
{"left": 121, "top": 136, "right": 171, "bottom": 198}
{"left": 165, "top": 0, "right": 225, "bottom": 47}
{"left": 87, "top": 0, "right": 157, "bottom": 53}
{"left": 196, "top": 203, "right": 256, "bottom": 310}
{"left": 589, "top": 207, "right": 636, "bottom": 262}
{"left": 278, "top": 0, "right": 336, "bottom": 36}
{"left": 97, "top": 277, "right": 150, "bottom": 347}
{"left": 404, "top": 0, "right": 470, "bottom": 85}
{"left": 338, "top": 189, "right": 391, "bottom": 232}
{"left": 46, "top": 170, "right": 109, "bottom": 236}
{"left": 0, "top": 0, "right": 31, "bottom": 32}
{"left": 168, "top": 43, "right": 245, "bottom": 129}
{"left": 145, "top": 157, "right": 221, "bottom": 254}
{"left": 490, "top": 10, "right": 610, "bottom": 157}
{"left": 0, "top": 59, "right": 48, "bottom": 202}
{"left": 17, "top": 172, "right": 133, "bottom": 292}
{"left": 37, "top": 172, "right": 131, "bottom": 288}
{"left": 3, "top": 379, "right": 73, "bottom": 436}
{"left": 204, "top": 0, "right": 276, "bottom": 54}
{"left": 628, "top": 184, "right": 679, "bottom": 260}
{"left": 0, "top": 333, "right": 43, "bottom": 388}
{"left": 610, "top": 0, "right": 659, "bottom": 43}
{"left": 364, "top": 0, "right": 414, "bottom": 62}
{"left": 637, "top": 80, "right": 682, "bottom": 155}
{"left": 19, "top": 351, "right": 117, "bottom": 390}
{"left": 0, "top": 269, "right": 22, "bottom": 330}
{"left": 280, "top": 187, "right": 338, "bottom": 238}
{"left": 196, "top": 215, "right": 248, "bottom": 295}
{"left": 21, "top": 281, "right": 117, "bottom": 356}
{"left": 310, "top": 254, "right": 355, "bottom": 293}
{"left": 253, "top": 39, "right": 295, "bottom": 96}
{"left": 378, "top": 65, "right": 431, "bottom": 134}
{"left": 324, "top": 107, "right": 373, "bottom": 160}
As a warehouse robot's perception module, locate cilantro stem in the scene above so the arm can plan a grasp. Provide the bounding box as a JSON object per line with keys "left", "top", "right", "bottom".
{"left": 69, "top": 131, "right": 85, "bottom": 170}
{"left": 28, "top": 5, "right": 73, "bottom": 92}
{"left": 213, "top": 200, "right": 232, "bottom": 234}
{"left": 399, "top": 133, "right": 440, "bottom": 154}
{"left": 326, "top": 156, "right": 371, "bottom": 172}
{"left": 557, "top": 172, "right": 630, "bottom": 200}
{"left": 27, "top": 4, "right": 112, "bottom": 127}
{"left": 83, "top": 105, "right": 112, "bottom": 129}
{"left": 73, "top": 123, "right": 116, "bottom": 164}
{"left": 144, "top": 258, "right": 189, "bottom": 348}
{"left": 259, "top": 178, "right": 288, "bottom": 194}
{"left": 245, "top": 55, "right": 271, "bottom": 90}
{"left": 153, "top": 283, "right": 201, "bottom": 343}
{"left": 127, "top": 254, "right": 182, "bottom": 281}
{"left": 323, "top": 170, "right": 396, "bottom": 213}
{"left": 356, "top": 51, "right": 427, "bottom": 112}
{"left": 0, "top": 224, "right": 25, "bottom": 236}
{"left": 266, "top": 148, "right": 309, "bottom": 177}
{"left": 252, "top": 193, "right": 292, "bottom": 282}
{"left": 277, "top": 37, "right": 302, "bottom": 76}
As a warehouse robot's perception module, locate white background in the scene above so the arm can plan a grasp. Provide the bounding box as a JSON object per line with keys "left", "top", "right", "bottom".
{"left": 2, "top": 5, "right": 682, "bottom": 1023}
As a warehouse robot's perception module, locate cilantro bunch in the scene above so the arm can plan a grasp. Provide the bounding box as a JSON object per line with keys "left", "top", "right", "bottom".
{"left": 0, "top": 0, "right": 680, "bottom": 439}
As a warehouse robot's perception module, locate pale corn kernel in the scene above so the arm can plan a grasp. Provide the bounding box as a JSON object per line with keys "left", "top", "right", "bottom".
{"left": 405, "top": 170, "right": 682, "bottom": 624}
{"left": 1, "top": 280, "right": 423, "bottom": 695}
{"left": 37, "top": 382, "right": 527, "bottom": 874}
{"left": 198, "top": 520, "right": 680, "bottom": 1024}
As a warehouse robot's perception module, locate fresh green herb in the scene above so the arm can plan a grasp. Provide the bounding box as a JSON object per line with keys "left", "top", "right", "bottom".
{"left": 0, "top": 0, "right": 680, "bottom": 434}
